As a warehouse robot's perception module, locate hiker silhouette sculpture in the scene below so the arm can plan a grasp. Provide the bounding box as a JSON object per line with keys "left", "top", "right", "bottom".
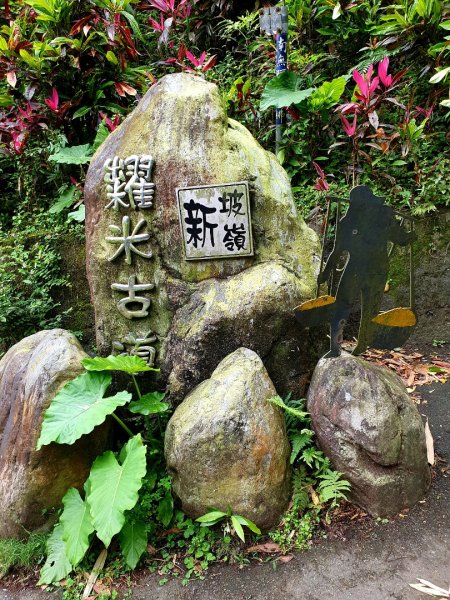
{"left": 295, "top": 185, "right": 416, "bottom": 358}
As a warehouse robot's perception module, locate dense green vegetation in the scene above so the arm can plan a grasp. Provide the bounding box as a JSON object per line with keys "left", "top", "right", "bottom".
{"left": 0, "top": 0, "right": 449, "bottom": 349}
{"left": 0, "top": 1, "right": 448, "bottom": 591}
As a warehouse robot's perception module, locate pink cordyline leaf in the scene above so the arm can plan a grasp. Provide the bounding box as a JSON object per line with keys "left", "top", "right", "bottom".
{"left": 378, "top": 57, "right": 393, "bottom": 88}
{"left": 341, "top": 113, "right": 357, "bottom": 136}
{"left": 149, "top": 13, "right": 165, "bottom": 31}
{"left": 44, "top": 88, "right": 59, "bottom": 112}
{"left": 369, "top": 76, "right": 380, "bottom": 95}
{"left": 314, "top": 178, "right": 329, "bottom": 192}
{"left": 185, "top": 49, "right": 199, "bottom": 67}
{"left": 202, "top": 54, "right": 217, "bottom": 71}
{"left": 352, "top": 69, "right": 368, "bottom": 98}
{"left": 313, "top": 161, "right": 326, "bottom": 179}
{"left": 336, "top": 102, "right": 359, "bottom": 115}
{"left": 149, "top": 0, "right": 169, "bottom": 11}
{"left": 352, "top": 64, "right": 379, "bottom": 103}
{"left": 99, "top": 111, "right": 121, "bottom": 132}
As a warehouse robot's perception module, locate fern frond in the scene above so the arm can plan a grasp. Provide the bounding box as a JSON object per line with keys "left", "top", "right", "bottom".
{"left": 268, "top": 395, "right": 309, "bottom": 420}
{"left": 289, "top": 429, "right": 314, "bottom": 464}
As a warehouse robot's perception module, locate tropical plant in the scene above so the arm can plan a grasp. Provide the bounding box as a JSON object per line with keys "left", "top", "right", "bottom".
{"left": 36, "top": 354, "right": 168, "bottom": 583}
{"left": 196, "top": 509, "right": 261, "bottom": 543}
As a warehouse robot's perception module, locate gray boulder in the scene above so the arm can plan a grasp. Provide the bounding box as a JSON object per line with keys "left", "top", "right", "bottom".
{"left": 164, "top": 348, "right": 291, "bottom": 531}
{"left": 84, "top": 72, "right": 321, "bottom": 403}
{"left": 0, "top": 330, "right": 109, "bottom": 538}
{"left": 307, "top": 353, "right": 431, "bottom": 517}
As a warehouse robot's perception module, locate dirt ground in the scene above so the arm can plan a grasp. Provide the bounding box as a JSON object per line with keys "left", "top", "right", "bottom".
{"left": 1, "top": 367, "right": 449, "bottom": 600}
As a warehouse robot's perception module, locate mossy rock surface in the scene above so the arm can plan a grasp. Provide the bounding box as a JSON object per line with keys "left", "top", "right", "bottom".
{"left": 84, "top": 73, "right": 320, "bottom": 400}
{"left": 0, "top": 329, "right": 110, "bottom": 538}
{"left": 165, "top": 348, "right": 291, "bottom": 531}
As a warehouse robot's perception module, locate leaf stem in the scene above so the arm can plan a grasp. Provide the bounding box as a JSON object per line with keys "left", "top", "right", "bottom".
{"left": 131, "top": 373, "right": 142, "bottom": 400}
{"left": 112, "top": 413, "right": 134, "bottom": 438}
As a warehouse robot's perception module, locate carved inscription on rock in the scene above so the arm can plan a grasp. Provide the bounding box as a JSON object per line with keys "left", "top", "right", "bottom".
{"left": 103, "top": 154, "right": 158, "bottom": 366}
{"left": 177, "top": 182, "right": 254, "bottom": 261}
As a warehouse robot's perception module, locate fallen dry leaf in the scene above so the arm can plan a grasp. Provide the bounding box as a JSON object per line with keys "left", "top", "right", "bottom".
{"left": 409, "top": 578, "right": 450, "bottom": 597}
{"left": 277, "top": 555, "right": 294, "bottom": 563}
{"left": 246, "top": 542, "right": 281, "bottom": 554}
{"left": 424, "top": 419, "right": 435, "bottom": 465}
{"left": 147, "top": 544, "right": 157, "bottom": 555}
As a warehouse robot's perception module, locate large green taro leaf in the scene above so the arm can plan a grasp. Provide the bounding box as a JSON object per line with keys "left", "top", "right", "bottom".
{"left": 260, "top": 70, "right": 315, "bottom": 110}
{"left": 87, "top": 434, "right": 147, "bottom": 547}
{"left": 38, "top": 525, "right": 72, "bottom": 585}
{"left": 82, "top": 354, "right": 157, "bottom": 374}
{"left": 60, "top": 488, "right": 94, "bottom": 566}
{"left": 119, "top": 520, "right": 148, "bottom": 569}
{"left": 37, "top": 371, "right": 131, "bottom": 448}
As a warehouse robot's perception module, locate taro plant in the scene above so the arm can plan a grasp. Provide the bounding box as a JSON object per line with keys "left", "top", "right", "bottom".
{"left": 36, "top": 354, "right": 168, "bottom": 584}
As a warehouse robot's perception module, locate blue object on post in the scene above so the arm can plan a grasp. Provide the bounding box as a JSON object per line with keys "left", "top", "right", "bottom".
{"left": 259, "top": 3, "right": 288, "bottom": 154}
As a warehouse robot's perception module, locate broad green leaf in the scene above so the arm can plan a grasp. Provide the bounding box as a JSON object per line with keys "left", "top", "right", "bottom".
{"left": 38, "top": 525, "right": 72, "bottom": 585}
{"left": 231, "top": 515, "right": 245, "bottom": 542}
{"left": 440, "top": 20, "right": 450, "bottom": 29}
{"left": 67, "top": 205, "right": 85, "bottom": 223}
{"left": 196, "top": 510, "right": 227, "bottom": 524}
{"left": 92, "top": 122, "right": 110, "bottom": 153}
{"left": 157, "top": 491, "right": 174, "bottom": 527}
{"left": 72, "top": 105, "right": 91, "bottom": 119}
{"left": 429, "top": 66, "right": 450, "bottom": 83}
{"left": 19, "top": 49, "right": 40, "bottom": 68}
{"left": 119, "top": 521, "right": 147, "bottom": 569}
{"left": 49, "top": 186, "right": 76, "bottom": 214}
{"left": 309, "top": 76, "right": 346, "bottom": 110}
{"left": 49, "top": 143, "right": 93, "bottom": 165}
{"left": 332, "top": 2, "right": 341, "bottom": 19}
{"left": 260, "top": 71, "right": 315, "bottom": 110}
{"left": 82, "top": 354, "right": 157, "bottom": 374}
{"left": 105, "top": 50, "right": 118, "bottom": 65}
{"left": 129, "top": 392, "right": 168, "bottom": 415}
{"left": 87, "top": 434, "right": 146, "bottom": 547}
{"left": 37, "top": 371, "right": 131, "bottom": 448}
{"left": 60, "top": 488, "right": 94, "bottom": 566}
{"left": 233, "top": 515, "right": 261, "bottom": 534}
{"left": 122, "top": 10, "right": 145, "bottom": 42}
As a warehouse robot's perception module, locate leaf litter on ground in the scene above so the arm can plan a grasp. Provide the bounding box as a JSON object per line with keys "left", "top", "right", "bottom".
{"left": 344, "top": 344, "right": 450, "bottom": 393}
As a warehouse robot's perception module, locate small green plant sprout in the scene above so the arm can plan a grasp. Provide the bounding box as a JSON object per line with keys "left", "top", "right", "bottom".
{"left": 36, "top": 354, "right": 168, "bottom": 584}
{"left": 432, "top": 339, "right": 447, "bottom": 347}
{"left": 196, "top": 509, "right": 261, "bottom": 543}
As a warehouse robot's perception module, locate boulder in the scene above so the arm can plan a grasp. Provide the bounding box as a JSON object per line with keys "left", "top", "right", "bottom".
{"left": 164, "top": 348, "right": 291, "bottom": 531}
{"left": 84, "top": 72, "right": 321, "bottom": 402}
{"left": 307, "top": 353, "right": 431, "bottom": 517}
{"left": 0, "top": 330, "right": 109, "bottom": 538}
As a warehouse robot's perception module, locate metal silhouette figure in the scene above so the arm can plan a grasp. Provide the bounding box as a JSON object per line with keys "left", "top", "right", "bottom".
{"left": 295, "top": 186, "right": 417, "bottom": 358}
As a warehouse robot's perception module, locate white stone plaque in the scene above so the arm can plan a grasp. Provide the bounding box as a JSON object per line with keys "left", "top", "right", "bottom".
{"left": 177, "top": 181, "right": 254, "bottom": 260}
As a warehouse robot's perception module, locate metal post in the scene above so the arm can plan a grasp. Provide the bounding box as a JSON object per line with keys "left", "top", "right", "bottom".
{"left": 259, "top": 3, "right": 288, "bottom": 155}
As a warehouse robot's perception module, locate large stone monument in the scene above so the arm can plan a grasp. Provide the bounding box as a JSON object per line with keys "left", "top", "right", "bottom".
{"left": 84, "top": 73, "right": 321, "bottom": 401}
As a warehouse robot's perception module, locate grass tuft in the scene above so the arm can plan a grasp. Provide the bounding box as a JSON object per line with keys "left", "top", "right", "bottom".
{"left": 0, "top": 533, "right": 48, "bottom": 578}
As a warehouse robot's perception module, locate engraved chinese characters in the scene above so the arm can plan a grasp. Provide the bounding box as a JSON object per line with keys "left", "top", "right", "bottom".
{"left": 177, "top": 182, "right": 254, "bottom": 260}
{"left": 104, "top": 155, "right": 155, "bottom": 210}
{"left": 103, "top": 155, "right": 157, "bottom": 366}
